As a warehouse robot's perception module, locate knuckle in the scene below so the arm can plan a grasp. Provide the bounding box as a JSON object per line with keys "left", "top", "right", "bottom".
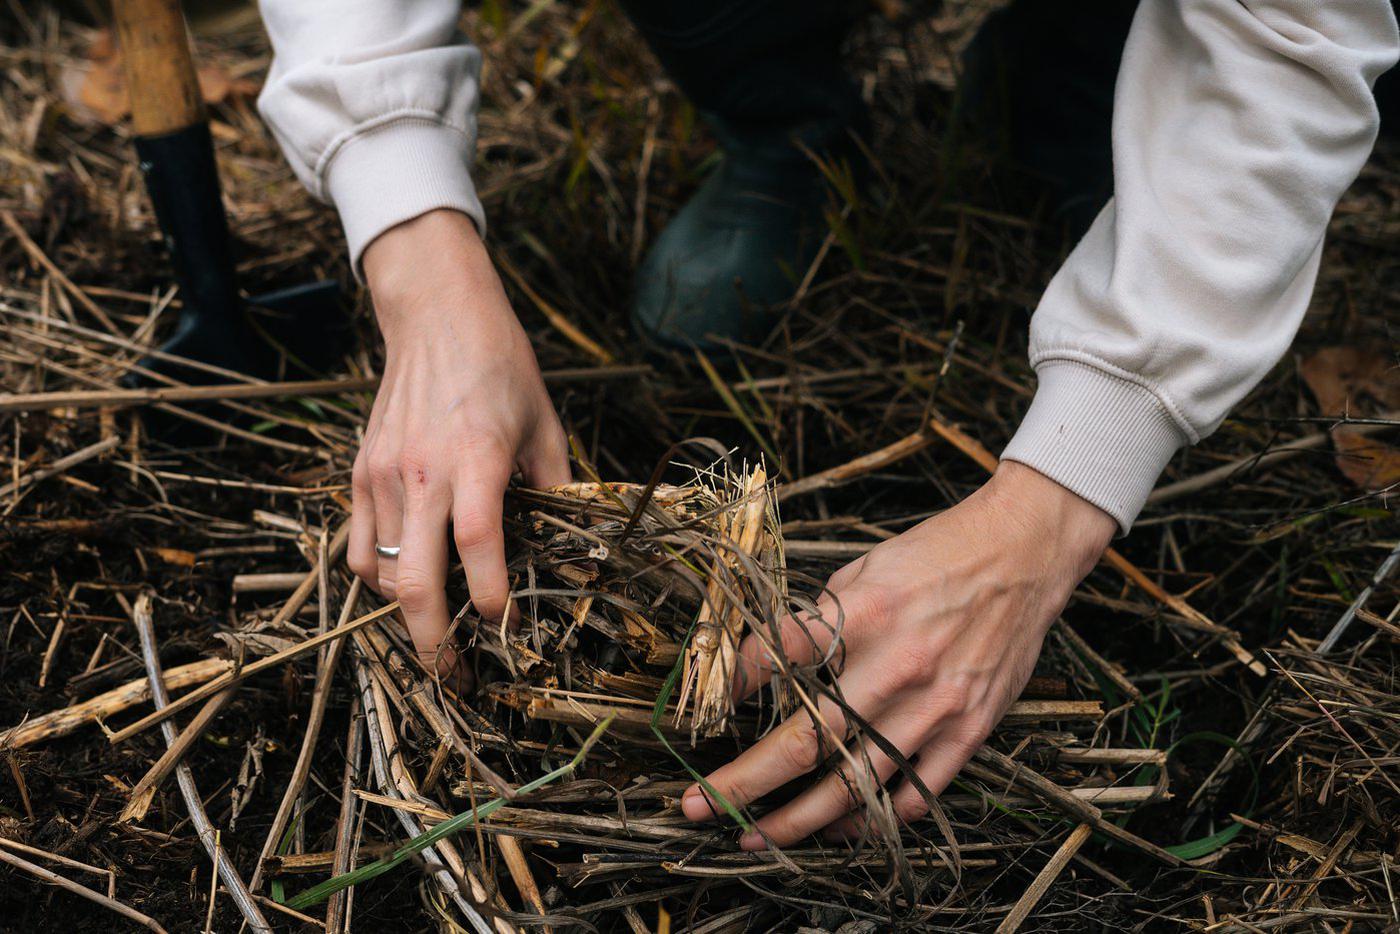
{"left": 397, "top": 449, "right": 431, "bottom": 485}
{"left": 348, "top": 554, "right": 375, "bottom": 581}
{"left": 394, "top": 569, "right": 435, "bottom": 608}
{"left": 926, "top": 684, "right": 972, "bottom": 723}
{"left": 780, "top": 722, "right": 824, "bottom": 772}
{"left": 366, "top": 453, "right": 399, "bottom": 489}
{"left": 895, "top": 794, "right": 929, "bottom": 823}
{"left": 890, "top": 643, "right": 939, "bottom": 690}
{"left": 453, "top": 511, "right": 499, "bottom": 554}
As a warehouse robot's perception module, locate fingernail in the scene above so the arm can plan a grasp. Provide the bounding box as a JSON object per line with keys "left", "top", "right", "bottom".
{"left": 738, "top": 831, "right": 765, "bottom": 851}
{"left": 681, "top": 785, "right": 707, "bottom": 820}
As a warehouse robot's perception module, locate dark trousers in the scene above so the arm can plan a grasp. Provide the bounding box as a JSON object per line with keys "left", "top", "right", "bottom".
{"left": 616, "top": 1, "right": 1399, "bottom": 230}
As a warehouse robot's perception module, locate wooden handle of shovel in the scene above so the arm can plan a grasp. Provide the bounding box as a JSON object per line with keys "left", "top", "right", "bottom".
{"left": 111, "top": 0, "right": 204, "bottom": 136}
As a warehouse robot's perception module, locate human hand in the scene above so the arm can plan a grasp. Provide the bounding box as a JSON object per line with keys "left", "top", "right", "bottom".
{"left": 351, "top": 210, "right": 570, "bottom": 677}
{"left": 681, "top": 461, "right": 1116, "bottom": 848}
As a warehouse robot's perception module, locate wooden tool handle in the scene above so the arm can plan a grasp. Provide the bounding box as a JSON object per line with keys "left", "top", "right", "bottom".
{"left": 111, "top": 0, "right": 204, "bottom": 136}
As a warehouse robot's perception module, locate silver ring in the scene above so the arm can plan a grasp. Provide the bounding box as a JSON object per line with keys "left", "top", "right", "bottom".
{"left": 375, "top": 544, "right": 402, "bottom": 559}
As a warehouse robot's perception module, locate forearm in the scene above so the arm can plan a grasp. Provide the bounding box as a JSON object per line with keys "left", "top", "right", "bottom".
{"left": 1003, "top": 0, "right": 1399, "bottom": 531}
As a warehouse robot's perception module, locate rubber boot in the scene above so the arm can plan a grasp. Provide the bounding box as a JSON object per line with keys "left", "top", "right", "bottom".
{"left": 619, "top": 0, "right": 865, "bottom": 349}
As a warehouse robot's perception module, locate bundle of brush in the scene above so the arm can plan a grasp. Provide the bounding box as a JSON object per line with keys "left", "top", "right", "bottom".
{"left": 493, "top": 460, "right": 790, "bottom": 742}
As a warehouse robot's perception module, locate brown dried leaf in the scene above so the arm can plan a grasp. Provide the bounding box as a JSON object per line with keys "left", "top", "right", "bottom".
{"left": 1299, "top": 347, "right": 1400, "bottom": 491}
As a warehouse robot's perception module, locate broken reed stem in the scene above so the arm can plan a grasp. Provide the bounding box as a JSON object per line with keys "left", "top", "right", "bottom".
{"left": 120, "top": 687, "right": 236, "bottom": 823}
{"left": 1, "top": 210, "right": 120, "bottom": 333}
{"left": 0, "top": 365, "right": 650, "bottom": 414}
{"left": 679, "top": 465, "right": 777, "bottom": 737}
{"left": 126, "top": 594, "right": 271, "bottom": 933}
{"left": 971, "top": 746, "right": 1182, "bottom": 867}
{"left": 325, "top": 693, "right": 365, "bottom": 934}
{"left": 995, "top": 823, "right": 1093, "bottom": 934}
{"left": 0, "top": 844, "right": 168, "bottom": 933}
{"left": 108, "top": 599, "right": 397, "bottom": 744}
{"left": 0, "top": 435, "right": 119, "bottom": 500}
{"left": 1145, "top": 411, "right": 1399, "bottom": 505}
{"left": 0, "top": 657, "right": 230, "bottom": 749}
{"left": 250, "top": 578, "right": 363, "bottom": 892}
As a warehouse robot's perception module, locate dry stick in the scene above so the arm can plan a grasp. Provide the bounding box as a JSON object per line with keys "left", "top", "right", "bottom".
{"left": 352, "top": 661, "right": 502, "bottom": 934}
{"left": 120, "top": 688, "right": 236, "bottom": 822}
{"left": 495, "top": 253, "right": 615, "bottom": 365}
{"left": 109, "top": 600, "right": 397, "bottom": 745}
{"left": 995, "top": 823, "right": 1094, "bottom": 934}
{"left": 1145, "top": 413, "right": 1398, "bottom": 506}
{"left": 0, "top": 844, "right": 168, "bottom": 933}
{"left": 0, "top": 302, "right": 263, "bottom": 385}
{"left": 925, "top": 415, "right": 1265, "bottom": 675}
{"left": 127, "top": 594, "right": 272, "bottom": 933}
{"left": 972, "top": 746, "right": 1182, "bottom": 867}
{"left": 325, "top": 693, "right": 365, "bottom": 934}
{"left": 1, "top": 210, "right": 120, "bottom": 333}
{"left": 0, "top": 836, "right": 115, "bottom": 896}
{"left": 1187, "top": 535, "right": 1400, "bottom": 812}
{"left": 250, "top": 578, "right": 363, "bottom": 892}
{"left": 0, "top": 657, "right": 230, "bottom": 749}
{"left": 776, "top": 428, "right": 935, "bottom": 502}
{"left": 0, "top": 365, "right": 650, "bottom": 415}
{"left": 1054, "top": 619, "right": 1142, "bottom": 702}
{"left": 0, "top": 435, "right": 119, "bottom": 499}
{"left": 498, "top": 836, "right": 551, "bottom": 934}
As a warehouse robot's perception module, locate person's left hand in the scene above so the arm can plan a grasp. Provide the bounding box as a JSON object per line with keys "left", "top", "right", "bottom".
{"left": 680, "top": 461, "right": 1117, "bottom": 849}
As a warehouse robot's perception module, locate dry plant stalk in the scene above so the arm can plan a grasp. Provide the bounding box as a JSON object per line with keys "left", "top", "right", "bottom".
{"left": 676, "top": 465, "right": 785, "bottom": 737}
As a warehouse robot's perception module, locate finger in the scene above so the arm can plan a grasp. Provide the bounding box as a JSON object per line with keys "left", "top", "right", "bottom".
{"left": 740, "top": 707, "right": 928, "bottom": 850}
{"left": 682, "top": 658, "right": 885, "bottom": 823}
{"left": 348, "top": 456, "right": 379, "bottom": 589}
{"left": 519, "top": 422, "right": 571, "bottom": 489}
{"left": 732, "top": 591, "right": 853, "bottom": 703}
{"left": 887, "top": 721, "right": 988, "bottom": 824}
{"left": 452, "top": 459, "right": 513, "bottom": 622}
{"left": 395, "top": 487, "right": 457, "bottom": 677}
{"left": 370, "top": 455, "right": 405, "bottom": 599}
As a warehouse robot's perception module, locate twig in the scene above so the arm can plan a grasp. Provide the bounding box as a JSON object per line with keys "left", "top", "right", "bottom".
{"left": 108, "top": 600, "right": 397, "bottom": 744}
{"left": 126, "top": 594, "right": 271, "bottom": 932}
{"left": 0, "top": 844, "right": 168, "bottom": 933}
{"left": 0, "top": 366, "right": 650, "bottom": 414}
{"left": 0, "top": 657, "right": 230, "bottom": 749}
{"left": 1145, "top": 413, "right": 1398, "bottom": 506}
{"left": 0, "top": 435, "right": 119, "bottom": 500}
{"left": 120, "top": 688, "right": 236, "bottom": 823}
{"left": 995, "top": 823, "right": 1093, "bottom": 933}
{"left": 250, "top": 578, "right": 362, "bottom": 891}
{"left": 326, "top": 694, "right": 365, "bottom": 934}
{"left": 972, "top": 746, "right": 1182, "bottom": 867}
{"left": 1, "top": 210, "right": 119, "bottom": 333}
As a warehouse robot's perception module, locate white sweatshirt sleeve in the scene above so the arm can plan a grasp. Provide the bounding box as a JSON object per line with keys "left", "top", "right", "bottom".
{"left": 1001, "top": 0, "right": 1398, "bottom": 532}
{"left": 255, "top": 0, "right": 482, "bottom": 274}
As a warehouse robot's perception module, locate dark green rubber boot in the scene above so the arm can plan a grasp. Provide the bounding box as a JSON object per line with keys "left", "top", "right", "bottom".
{"left": 633, "top": 121, "right": 852, "bottom": 349}
{"left": 617, "top": 0, "right": 864, "bottom": 349}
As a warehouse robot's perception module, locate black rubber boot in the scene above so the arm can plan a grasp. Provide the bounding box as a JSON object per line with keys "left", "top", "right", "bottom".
{"left": 618, "top": 0, "right": 866, "bottom": 348}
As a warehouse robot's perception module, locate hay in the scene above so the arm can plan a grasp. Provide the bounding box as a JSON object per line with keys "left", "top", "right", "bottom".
{"left": 1, "top": 2, "right": 1398, "bottom": 932}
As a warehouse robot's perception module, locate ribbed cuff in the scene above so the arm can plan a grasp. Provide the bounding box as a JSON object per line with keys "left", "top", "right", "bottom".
{"left": 323, "top": 119, "right": 487, "bottom": 279}
{"left": 1001, "top": 359, "right": 1185, "bottom": 534}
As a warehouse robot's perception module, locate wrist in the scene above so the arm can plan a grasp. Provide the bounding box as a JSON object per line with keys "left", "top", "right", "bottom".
{"left": 363, "top": 209, "right": 502, "bottom": 346}
{"left": 981, "top": 461, "right": 1116, "bottom": 574}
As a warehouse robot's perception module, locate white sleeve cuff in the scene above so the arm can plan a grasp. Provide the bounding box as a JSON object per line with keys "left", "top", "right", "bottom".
{"left": 322, "top": 117, "right": 487, "bottom": 278}
{"left": 1000, "top": 359, "right": 1186, "bottom": 534}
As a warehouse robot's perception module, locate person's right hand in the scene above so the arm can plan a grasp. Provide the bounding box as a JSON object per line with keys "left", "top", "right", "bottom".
{"left": 351, "top": 209, "right": 571, "bottom": 678}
